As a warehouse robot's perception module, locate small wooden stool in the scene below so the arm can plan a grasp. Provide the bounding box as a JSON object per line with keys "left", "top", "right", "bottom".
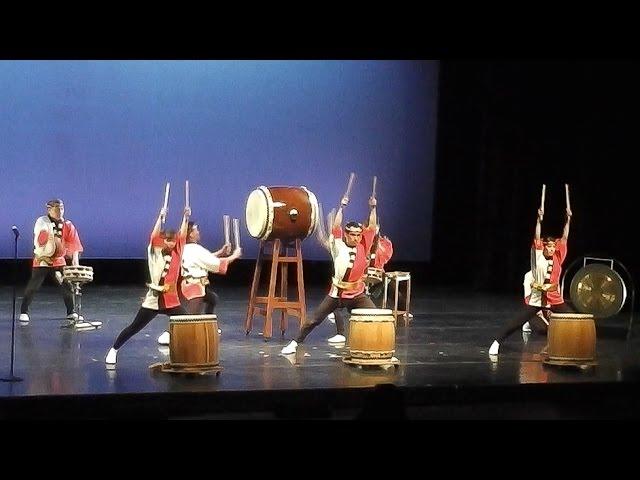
{"left": 382, "top": 271, "right": 412, "bottom": 325}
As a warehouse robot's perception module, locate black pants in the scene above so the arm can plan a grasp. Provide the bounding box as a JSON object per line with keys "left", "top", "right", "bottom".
{"left": 296, "top": 294, "right": 376, "bottom": 343}
{"left": 183, "top": 286, "right": 219, "bottom": 315}
{"left": 113, "top": 305, "right": 187, "bottom": 350}
{"left": 495, "top": 302, "right": 575, "bottom": 343}
{"left": 368, "top": 280, "right": 407, "bottom": 308}
{"left": 332, "top": 281, "right": 406, "bottom": 325}
{"left": 20, "top": 267, "right": 74, "bottom": 316}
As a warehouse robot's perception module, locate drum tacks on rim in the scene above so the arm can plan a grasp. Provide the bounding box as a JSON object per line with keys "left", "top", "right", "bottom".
{"left": 62, "top": 265, "right": 94, "bottom": 284}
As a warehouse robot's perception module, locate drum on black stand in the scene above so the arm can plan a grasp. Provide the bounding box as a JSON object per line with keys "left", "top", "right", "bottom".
{"left": 62, "top": 265, "right": 101, "bottom": 330}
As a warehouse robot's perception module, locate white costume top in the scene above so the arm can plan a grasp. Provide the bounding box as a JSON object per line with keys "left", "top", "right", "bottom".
{"left": 181, "top": 243, "right": 228, "bottom": 278}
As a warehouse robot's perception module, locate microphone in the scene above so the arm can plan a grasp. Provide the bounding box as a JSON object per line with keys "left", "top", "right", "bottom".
{"left": 11, "top": 225, "right": 19, "bottom": 238}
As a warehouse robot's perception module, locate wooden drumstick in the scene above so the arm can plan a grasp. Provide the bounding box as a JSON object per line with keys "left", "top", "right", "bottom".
{"left": 372, "top": 175, "right": 377, "bottom": 199}
{"left": 163, "top": 182, "right": 170, "bottom": 210}
{"left": 185, "top": 180, "right": 190, "bottom": 209}
{"left": 162, "top": 182, "right": 170, "bottom": 225}
{"left": 223, "top": 215, "right": 231, "bottom": 245}
{"left": 565, "top": 183, "right": 571, "bottom": 211}
{"left": 232, "top": 218, "right": 241, "bottom": 249}
{"left": 344, "top": 172, "right": 356, "bottom": 200}
{"left": 540, "top": 184, "right": 546, "bottom": 214}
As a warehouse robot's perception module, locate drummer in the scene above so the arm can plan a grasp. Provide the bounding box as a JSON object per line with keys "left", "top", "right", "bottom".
{"left": 330, "top": 229, "right": 403, "bottom": 327}
{"left": 105, "top": 202, "right": 190, "bottom": 366}
{"left": 281, "top": 193, "right": 378, "bottom": 355}
{"left": 488, "top": 199, "right": 574, "bottom": 356}
{"left": 156, "top": 221, "right": 242, "bottom": 345}
{"left": 19, "top": 199, "right": 84, "bottom": 327}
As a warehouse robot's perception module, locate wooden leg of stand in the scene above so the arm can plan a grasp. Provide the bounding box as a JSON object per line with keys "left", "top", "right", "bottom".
{"left": 264, "top": 239, "right": 280, "bottom": 339}
{"left": 245, "top": 241, "right": 264, "bottom": 334}
{"left": 280, "top": 261, "right": 288, "bottom": 336}
{"left": 394, "top": 278, "right": 400, "bottom": 324}
{"left": 296, "top": 239, "right": 306, "bottom": 328}
{"left": 405, "top": 277, "right": 412, "bottom": 325}
{"left": 383, "top": 277, "right": 388, "bottom": 309}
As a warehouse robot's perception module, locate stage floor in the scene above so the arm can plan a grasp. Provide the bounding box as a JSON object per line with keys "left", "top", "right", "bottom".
{"left": 1, "top": 285, "right": 639, "bottom": 419}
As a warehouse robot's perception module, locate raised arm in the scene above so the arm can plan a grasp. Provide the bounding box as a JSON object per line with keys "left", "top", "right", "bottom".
{"left": 213, "top": 243, "right": 232, "bottom": 257}
{"left": 366, "top": 196, "right": 378, "bottom": 230}
{"left": 333, "top": 195, "right": 348, "bottom": 230}
{"left": 534, "top": 207, "right": 543, "bottom": 241}
{"left": 562, "top": 206, "right": 572, "bottom": 241}
{"left": 179, "top": 206, "right": 191, "bottom": 238}
{"left": 151, "top": 207, "right": 167, "bottom": 238}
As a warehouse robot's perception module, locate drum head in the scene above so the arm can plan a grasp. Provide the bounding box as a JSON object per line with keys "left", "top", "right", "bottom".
{"left": 170, "top": 314, "right": 218, "bottom": 322}
{"left": 301, "top": 186, "right": 319, "bottom": 237}
{"left": 351, "top": 308, "right": 393, "bottom": 316}
{"left": 245, "top": 188, "right": 271, "bottom": 239}
{"left": 569, "top": 263, "right": 627, "bottom": 318}
{"left": 548, "top": 313, "right": 595, "bottom": 320}
{"left": 63, "top": 265, "right": 93, "bottom": 282}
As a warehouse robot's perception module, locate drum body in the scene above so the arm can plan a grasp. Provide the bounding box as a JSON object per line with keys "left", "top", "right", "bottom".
{"left": 62, "top": 265, "right": 94, "bottom": 284}
{"left": 348, "top": 308, "right": 396, "bottom": 363}
{"left": 169, "top": 315, "right": 219, "bottom": 369}
{"left": 245, "top": 186, "right": 318, "bottom": 241}
{"left": 547, "top": 313, "right": 596, "bottom": 362}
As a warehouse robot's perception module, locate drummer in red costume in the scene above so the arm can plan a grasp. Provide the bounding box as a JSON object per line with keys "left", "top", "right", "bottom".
{"left": 156, "top": 220, "right": 242, "bottom": 345}
{"left": 489, "top": 193, "right": 573, "bottom": 356}
{"left": 19, "top": 199, "right": 83, "bottom": 326}
{"left": 105, "top": 202, "right": 190, "bottom": 365}
{"left": 281, "top": 193, "right": 378, "bottom": 355}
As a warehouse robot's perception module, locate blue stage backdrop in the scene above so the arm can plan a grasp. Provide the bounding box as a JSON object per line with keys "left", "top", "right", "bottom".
{"left": 0, "top": 61, "right": 438, "bottom": 261}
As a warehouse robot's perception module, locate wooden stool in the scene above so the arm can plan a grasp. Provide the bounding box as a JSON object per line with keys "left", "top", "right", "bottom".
{"left": 382, "top": 271, "right": 412, "bottom": 325}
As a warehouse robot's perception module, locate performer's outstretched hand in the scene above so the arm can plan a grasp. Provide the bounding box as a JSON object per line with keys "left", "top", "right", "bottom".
{"left": 566, "top": 207, "right": 573, "bottom": 218}
{"left": 160, "top": 206, "right": 168, "bottom": 222}
{"left": 184, "top": 206, "right": 191, "bottom": 217}
{"left": 537, "top": 207, "right": 544, "bottom": 222}
{"left": 369, "top": 196, "right": 377, "bottom": 208}
{"left": 341, "top": 196, "right": 349, "bottom": 207}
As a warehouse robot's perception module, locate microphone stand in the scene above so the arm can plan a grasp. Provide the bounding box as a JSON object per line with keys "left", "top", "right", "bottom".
{"left": 1, "top": 228, "right": 23, "bottom": 382}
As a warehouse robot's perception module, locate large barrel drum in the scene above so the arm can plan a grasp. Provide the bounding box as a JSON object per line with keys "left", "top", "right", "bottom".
{"left": 348, "top": 308, "right": 396, "bottom": 364}
{"left": 245, "top": 186, "right": 318, "bottom": 241}
{"left": 547, "top": 313, "right": 596, "bottom": 364}
{"left": 169, "top": 314, "right": 219, "bottom": 370}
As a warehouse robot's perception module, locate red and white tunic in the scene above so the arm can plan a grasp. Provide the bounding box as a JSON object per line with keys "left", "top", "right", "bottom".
{"left": 180, "top": 243, "right": 230, "bottom": 300}
{"left": 141, "top": 231, "right": 186, "bottom": 310}
{"left": 525, "top": 238, "right": 567, "bottom": 307}
{"left": 328, "top": 225, "right": 376, "bottom": 299}
{"left": 32, "top": 215, "right": 83, "bottom": 268}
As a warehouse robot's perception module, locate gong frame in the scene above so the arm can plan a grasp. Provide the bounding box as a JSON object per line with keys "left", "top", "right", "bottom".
{"left": 561, "top": 256, "right": 635, "bottom": 340}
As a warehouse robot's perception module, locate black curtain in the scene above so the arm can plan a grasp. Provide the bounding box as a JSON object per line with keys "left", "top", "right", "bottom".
{"left": 432, "top": 60, "right": 639, "bottom": 293}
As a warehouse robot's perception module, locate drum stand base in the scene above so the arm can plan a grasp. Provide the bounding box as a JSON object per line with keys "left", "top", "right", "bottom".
{"left": 343, "top": 356, "right": 400, "bottom": 369}
{"left": 63, "top": 281, "right": 102, "bottom": 331}
{"left": 74, "top": 321, "right": 103, "bottom": 331}
{"left": 543, "top": 357, "right": 598, "bottom": 370}
{"left": 60, "top": 319, "right": 102, "bottom": 330}
{"left": 149, "top": 362, "right": 223, "bottom": 376}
